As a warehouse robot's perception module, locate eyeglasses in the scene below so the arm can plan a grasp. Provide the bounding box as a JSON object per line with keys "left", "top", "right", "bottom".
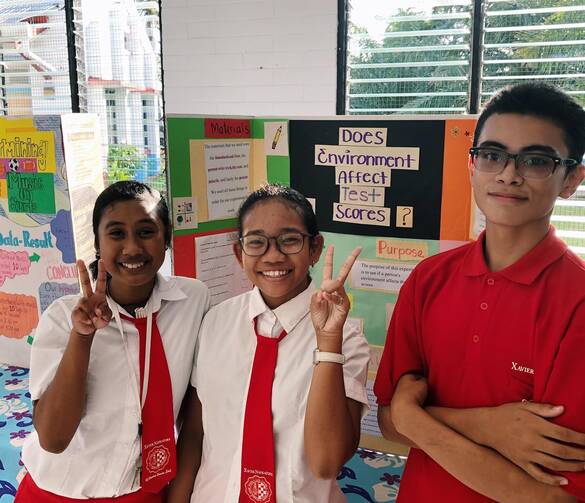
{"left": 239, "top": 232, "right": 313, "bottom": 256}
{"left": 469, "top": 147, "right": 579, "bottom": 180}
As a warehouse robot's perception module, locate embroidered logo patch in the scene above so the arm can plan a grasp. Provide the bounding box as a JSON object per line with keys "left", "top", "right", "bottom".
{"left": 245, "top": 475, "right": 273, "bottom": 502}
{"left": 146, "top": 445, "right": 170, "bottom": 473}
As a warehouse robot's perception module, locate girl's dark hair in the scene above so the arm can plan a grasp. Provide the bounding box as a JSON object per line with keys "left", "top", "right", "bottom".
{"left": 474, "top": 83, "right": 585, "bottom": 167}
{"left": 89, "top": 180, "right": 171, "bottom": 279}
{"left": 237, "top": 184, "right": 318, "bottom": 237}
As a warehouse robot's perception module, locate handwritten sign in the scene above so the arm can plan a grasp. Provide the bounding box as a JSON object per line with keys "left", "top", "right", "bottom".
{"left": 7, "top": 172, "right": 55, "bottom": 214}
{"left": 38, "top": 281, "right": 79, "bottom": 313}
{"left": 339, "top": 127, "right": 387, "bottom": 146}
{"left": 339, "top": 185, "right": 385, "bottom": 207}
{"left": 290, "top": 119, "right": 453, "bottom": 239}
{"left": 0, "top": 292, "right": 39, "bottom": 339}
{"left": 0, "top": 131, "right": 57, "bottom": 172}
{"left": 0, "top": 250, "right": 31, "bottom": 286}
{"left": 204, "top": 118, "right": 251, "bottom": 138}
{"left": 376, "top": 239, "right": 428, "bottom": 261}
{"left": 333, "top": 203, "right": 390, "bottom": 227}
{"left": 396, "top": 206, "right": 414, "bottom": 228}
{"left": 316, "top": 145, "right": 419, "bottom": 170}
{"left": 335, "top": 166, "right": 391, "bottom": 187}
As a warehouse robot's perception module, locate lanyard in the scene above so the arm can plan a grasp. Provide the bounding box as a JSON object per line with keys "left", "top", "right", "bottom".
{"left": 111, "top": 298, "right": 154, "bottom": 416}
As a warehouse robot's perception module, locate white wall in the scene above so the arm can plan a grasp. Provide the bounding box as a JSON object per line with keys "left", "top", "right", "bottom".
{"left": 161, "top": 0, "right": 338, "bottom": 116}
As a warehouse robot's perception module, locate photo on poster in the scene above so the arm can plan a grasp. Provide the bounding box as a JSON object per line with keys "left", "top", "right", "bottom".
{"left": 173, "top": 196, "right": 198, "bottom": 230}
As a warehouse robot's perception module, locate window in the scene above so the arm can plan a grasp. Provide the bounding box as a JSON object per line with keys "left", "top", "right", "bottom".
{"left": 0, "top": 1, "right": 166, "bottom": 198}
{"left": 344, "top": 1, "right": 585, "bottom": 114}
{"left": 344, "top": 0, "right": 585, "bottom": 257}
{"left": 0, "top": 1, "right": 72, "bottom": 116}
{"left": 345, "top": 0, "right": 473, "bottom": 114}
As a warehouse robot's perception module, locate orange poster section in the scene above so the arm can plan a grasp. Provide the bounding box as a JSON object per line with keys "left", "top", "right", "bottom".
{"left": 440, "top": 119, "right": 476, "bottom": 241}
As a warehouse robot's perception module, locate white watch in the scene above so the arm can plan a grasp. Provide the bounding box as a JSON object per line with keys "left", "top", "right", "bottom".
{"left": 313, "top": 349, "right": 345, "bottom": 365}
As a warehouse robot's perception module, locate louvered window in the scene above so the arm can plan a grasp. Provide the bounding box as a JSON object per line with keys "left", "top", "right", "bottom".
{"left": 345, "top": 0, "right": 585, "bottom": 257}
{"left": 0, "top": 1, "right": 72, "bottom": 116}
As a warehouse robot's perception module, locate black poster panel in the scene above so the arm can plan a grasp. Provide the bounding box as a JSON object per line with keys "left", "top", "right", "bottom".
{"left": 289, "top": 119, "right": 445, "bottom": 240}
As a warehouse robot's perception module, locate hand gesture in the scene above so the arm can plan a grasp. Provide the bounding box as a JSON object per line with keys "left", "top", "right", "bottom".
{"left": 486, "top": 401, "right": 585, "bottom": 486}
{"left": 310, "top": 245, "right": 361, "bottom": 338}
{"left": 71, "top": 259, "right": 112, "bottom": 336}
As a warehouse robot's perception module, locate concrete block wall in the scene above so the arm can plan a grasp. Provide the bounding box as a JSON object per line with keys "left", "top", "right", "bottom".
{"left": 161, "top": 0, "right": 338, "bottom": 116}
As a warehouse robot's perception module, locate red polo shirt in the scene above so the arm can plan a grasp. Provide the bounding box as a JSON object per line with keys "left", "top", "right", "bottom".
{"left": 374, "top": 228, "right": 585, "bottom": 502}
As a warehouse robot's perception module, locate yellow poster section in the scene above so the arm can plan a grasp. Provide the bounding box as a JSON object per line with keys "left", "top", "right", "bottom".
{"left": 189, "top": 138, "right": 267, "bottom": 223}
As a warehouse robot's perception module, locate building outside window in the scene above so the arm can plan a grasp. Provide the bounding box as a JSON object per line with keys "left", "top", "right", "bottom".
{"left": 0, "top": 0, "right": 165, "bottom": 196}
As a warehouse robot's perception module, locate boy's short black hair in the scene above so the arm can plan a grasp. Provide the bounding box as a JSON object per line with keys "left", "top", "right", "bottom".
{"left": 473, "top": 83, "right": 585, "bottom": 169}
{"left": 237, "top": 184, "right": 318, "bottom": 238}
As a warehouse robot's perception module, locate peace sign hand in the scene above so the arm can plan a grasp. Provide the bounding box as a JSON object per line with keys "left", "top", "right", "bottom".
{"left": 310, "top": 245, "right": 361, "bottom": 340}
{"left": 71, "top": 259, "right": 112, "bottom": 337}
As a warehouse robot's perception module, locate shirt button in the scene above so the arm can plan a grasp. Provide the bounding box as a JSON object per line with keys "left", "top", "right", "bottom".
{"left": 473, "top": 335, "right": 480, "bottom": 343}
{"left": 487, "top": 278, "right": 495, "bottom": 286}
{"left": 480, "top": 302, "right": 488, "bottom": 310}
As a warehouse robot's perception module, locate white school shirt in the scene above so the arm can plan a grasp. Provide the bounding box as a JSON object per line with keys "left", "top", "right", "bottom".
{"left": 192, "top": 281, "right": 370, "bottom": 503}
{"left": 22, "top": 274, "right": 210, "bottom": 499}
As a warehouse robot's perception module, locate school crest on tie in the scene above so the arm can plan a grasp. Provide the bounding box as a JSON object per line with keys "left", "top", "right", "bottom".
{"left": 146, "top": 444, "right": 170, "bottom": 473}
{"left": 244, "top": 475, "right": 273, "bottom": 502}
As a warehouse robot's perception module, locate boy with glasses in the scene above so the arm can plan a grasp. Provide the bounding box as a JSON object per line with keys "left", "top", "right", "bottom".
{"left": 375, "top": 83, "right": 585, "bottom": 502}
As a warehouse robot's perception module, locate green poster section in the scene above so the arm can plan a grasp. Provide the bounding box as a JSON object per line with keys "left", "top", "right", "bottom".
{"left": 166, "top": 116, "right": 290, "bottom": 236}
{"left": 313, "top": 232, "right": 440, "bottom": 347}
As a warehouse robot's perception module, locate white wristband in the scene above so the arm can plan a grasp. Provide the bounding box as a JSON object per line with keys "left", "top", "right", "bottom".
{"left": 313, "top": 349, "right": 345, "bottom": 365}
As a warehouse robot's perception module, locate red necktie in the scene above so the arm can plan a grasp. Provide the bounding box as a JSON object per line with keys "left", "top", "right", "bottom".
{"left": 239, "top": 318, "right": 288, "bottom": 503}
{"left": 122, "top": 312, "right": 177, "bottom": 494}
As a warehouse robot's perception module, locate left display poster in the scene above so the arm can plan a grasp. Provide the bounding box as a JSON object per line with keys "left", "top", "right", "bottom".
{"left": 0, "top": 115, "right": 104, "bottom": 367}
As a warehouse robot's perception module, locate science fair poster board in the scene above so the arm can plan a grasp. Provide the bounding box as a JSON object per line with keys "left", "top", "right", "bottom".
{"left": 0, "top": 115, "right": 104, "bottom": 367}
{"left": 167, "top": 114, "right": 476, "bottom": 453}
{"left": 167, "top": 116, "right": 289, "bottom": 306}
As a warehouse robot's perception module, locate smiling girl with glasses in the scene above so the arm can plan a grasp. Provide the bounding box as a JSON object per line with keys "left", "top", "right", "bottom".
{"left": 169, "top": 184, "right": 369, "bottom": 503}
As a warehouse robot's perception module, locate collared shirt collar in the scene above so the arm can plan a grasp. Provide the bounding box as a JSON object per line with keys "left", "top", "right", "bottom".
{"left": 248, "top": 280, "right": 315, "bottom": 334}
{"left": 463, "top": 227, "right": 567, "bottom": 285}
{"left": 108, "top": 273, "right": 188, "bottom": 314}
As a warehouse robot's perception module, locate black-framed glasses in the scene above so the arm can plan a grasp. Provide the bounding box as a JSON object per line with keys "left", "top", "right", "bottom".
{"left": 469, "top": 147, "right": 579, "bottom": 180}
{"left": 239, "top": 232, "right": 313, "bottom": 256}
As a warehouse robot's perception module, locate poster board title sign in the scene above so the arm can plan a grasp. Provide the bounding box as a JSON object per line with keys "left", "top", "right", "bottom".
{"left": 315, "top": 127, "right": 420, "bottom": 228}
